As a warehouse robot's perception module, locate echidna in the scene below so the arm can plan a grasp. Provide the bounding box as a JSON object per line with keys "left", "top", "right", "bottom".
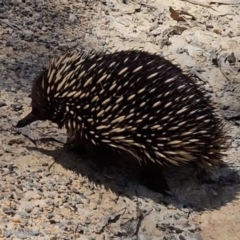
{"left": 15, "top": 50, "right": 229, "bottom": 193}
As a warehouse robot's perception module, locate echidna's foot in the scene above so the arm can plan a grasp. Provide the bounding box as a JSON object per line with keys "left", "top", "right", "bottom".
{"left": 64, "top": 141, "right": 87, "bottom": 155}
{"left": 139, "top": 165, "right": 171, "bottom": 196}
{"left": 88, "top": 147, "right": 117, "bottom": 172}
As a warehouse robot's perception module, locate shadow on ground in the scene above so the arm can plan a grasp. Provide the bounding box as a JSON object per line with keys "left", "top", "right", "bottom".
{"left": 27, "top": 143, "right": 240, "bottom": 213}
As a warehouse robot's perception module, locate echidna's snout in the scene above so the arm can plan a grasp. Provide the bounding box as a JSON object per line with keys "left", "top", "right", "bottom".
{"left": 15, "top": 112, "right": 38, "bottom": 128}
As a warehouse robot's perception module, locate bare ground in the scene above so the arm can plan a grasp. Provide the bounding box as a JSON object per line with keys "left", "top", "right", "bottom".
{"left": 0, "top": 0, "right": 240, "bottom": 239}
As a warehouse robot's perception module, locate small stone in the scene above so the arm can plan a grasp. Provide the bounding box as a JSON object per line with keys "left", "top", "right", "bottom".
{"left": 8, "top": 164, "right": 14, "bottom": 172}
{"left": 176, "top": 48, "right": 186, "bottom": 54}
{"left": 28, "top": 181, "right": 35, "bottom": 188}
{"left": 60, "top": 224, "right": 68, "bottom": 230}
{"left": 46, "top": 199, "right": 54, "bottom": 205}
{"left": 4, "top": 229, "right": 13, "bottom": 238}
{"left": 47, "top": 192, "right": 55, "bottom": 199}
{"left": 0, "top": 55, "right": 5, "bottom": 61}
{"left": 11, "top": 103, "right": 23, "bottom": 112}
{"left": 58, "top": 43, "right": 69, "bottom": 51}
{"left": 0, "top": 102, "right": 7, "bottom": 107}
{"left": 27, "top": 230, "right": 40, "bottom": 237}
{"left": 138, "top": 235, "right": 146, "bottom": 240}
{"left": 41, "top": 222, "right": 49, "bottom": 228}
{"left": 23, "top": 30, "right": 34, "bottom": 40}
{"left": 25, "top": 204, "right": 35, "bottom": 213}
{"left": 35, "top": 0, "right": 44, "bottom": 4}
{"left": 46, "top": 213, "right": 54, "bottom": 219}
{"left": 6, "top": 41, "right": 13, "bottom": 47}
{"left": 74, "top": 196, "right": 83, "bottom": 204}
{"left": 1, "top": 216, "right": 9, "bottom": 224}
{"left": 31, "top": 207, "right": 39, "bottom": 215}
{"left": 69, "top": 14, "right": 77, "bottom": 23}
{"left": 15, "top": 230, "right": 28, "bottom": 239}
{"left": 24, "top": 191, "right": 42, "bottom": 201}
{"left": 12, "top": 214, "right": 21, "bottom": 223}
{"left": 17, "top": 211, "right": 29, "bottom": 218}
{"left": 192, "top": 233, "right": 203, "bottom": 240}
{"left": 179, "top": 235, "right": 186, "bottom": 240}
{"left": 3, "top": 208, "right": 15, "bottom": 215}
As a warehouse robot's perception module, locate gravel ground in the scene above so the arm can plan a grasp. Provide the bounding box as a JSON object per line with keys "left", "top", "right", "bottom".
{"left": 0, "top": 0, "right": 240, "bottom": 239}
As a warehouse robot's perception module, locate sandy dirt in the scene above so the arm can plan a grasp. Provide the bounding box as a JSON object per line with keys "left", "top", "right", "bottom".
{"left": 0, "top": 0, "right": 240, "bottom": 239}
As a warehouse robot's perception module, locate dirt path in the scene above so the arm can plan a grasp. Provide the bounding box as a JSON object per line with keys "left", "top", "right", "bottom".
{"left": 0, "top": 1, "right": 240, "bottom": 239}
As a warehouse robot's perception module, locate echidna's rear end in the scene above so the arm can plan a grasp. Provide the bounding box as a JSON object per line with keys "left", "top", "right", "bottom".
{"left": 14, "top": 50, "right": 230, "bottom": 193}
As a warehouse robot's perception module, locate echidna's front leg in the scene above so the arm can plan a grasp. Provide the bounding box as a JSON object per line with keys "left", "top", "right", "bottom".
{"left": 139, "top": 164, "right": 171, "bottom": 196}
{"left": 64, "top": 133, "right": 87, "bottom": 155}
